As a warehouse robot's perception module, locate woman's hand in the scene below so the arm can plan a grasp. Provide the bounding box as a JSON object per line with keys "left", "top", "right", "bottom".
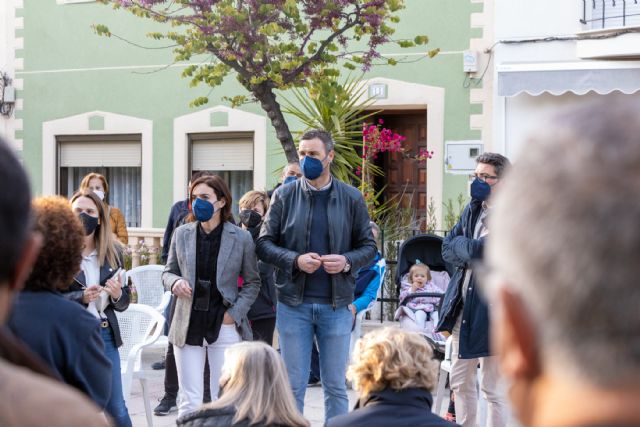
{"left": 104, "top": 275, "right": 123, "bottom": 300}
{"left": 222, "top": 311, "right": 235, "bottom": 325}
{"left": 172, "top": 279, "right": 192, "bottom": 299}
{"left": 82, "top": 285, "right": 101, "bottom": 304}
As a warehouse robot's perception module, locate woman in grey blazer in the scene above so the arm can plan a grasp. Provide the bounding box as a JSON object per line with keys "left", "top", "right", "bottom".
{"left": 162, "top": 174, "right": 261, "bottom": 417}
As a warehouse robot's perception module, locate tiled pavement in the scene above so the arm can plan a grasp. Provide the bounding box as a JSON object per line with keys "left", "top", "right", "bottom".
{"left": 128, "top": 346, "right": 359, "bottom": 427}
{"left": 127, "top": 320, "right": 456, "bottom": 427}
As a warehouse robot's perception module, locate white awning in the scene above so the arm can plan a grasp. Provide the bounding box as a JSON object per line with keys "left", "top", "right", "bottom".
{"left": 58, "top": 134, "right": 142, "bottom": 167}
{"left": 190, "top": 132, "right": 254, "bottom": 171}
{"left": 497, "top": 61, "right": 640, "bottom": 97}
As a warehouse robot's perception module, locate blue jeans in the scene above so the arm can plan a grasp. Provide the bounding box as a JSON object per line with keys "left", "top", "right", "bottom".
{"left": 276, "top": 302, "right": 352, "bottom": 420}
{"left": 100, "top": 328, "right": 132, "bottom": 427}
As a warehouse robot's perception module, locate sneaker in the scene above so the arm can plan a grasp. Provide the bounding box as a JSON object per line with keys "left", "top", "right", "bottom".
{"left": 153, "top": 395, "right": 177, "bottom": 416}
{"left": 151, "top": 359, "right": 166, "bottom": 370}
{"left": 307, "top": 376, "right": 321, "bottom": 387}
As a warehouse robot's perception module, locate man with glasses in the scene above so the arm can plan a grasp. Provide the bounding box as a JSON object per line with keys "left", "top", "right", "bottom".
{"left": 436, "top": 152, "right": 511, "bottom": 427}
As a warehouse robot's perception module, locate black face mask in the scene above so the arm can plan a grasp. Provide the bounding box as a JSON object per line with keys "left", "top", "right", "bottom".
{"left": 239, "top": 209, "right": 263, "bottom": 229}
{"left": 79, "top": 212, "right": 99, "bottom": 236}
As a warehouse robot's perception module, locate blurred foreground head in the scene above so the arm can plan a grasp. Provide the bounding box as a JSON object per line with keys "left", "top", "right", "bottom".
{"left": 485, "top": 97, "right": 640, "bottom": 427}
{"left": 209, "top": 341, "right": 308, "bottom": 427}
{"left": 0, "top": 139, "right": 40, "bottom": 323}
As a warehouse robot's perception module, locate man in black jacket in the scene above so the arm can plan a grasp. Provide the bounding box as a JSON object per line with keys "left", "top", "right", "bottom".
{"left": 256, "top": 129, "right": 377, "bottom": 421}
{"left": 436, "top": 152, "right": 510, "bottom": 427}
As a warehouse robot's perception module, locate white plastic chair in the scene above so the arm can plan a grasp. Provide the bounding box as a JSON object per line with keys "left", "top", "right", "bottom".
{"left": 116, "top": 304, "right": 166, "bottom": 427}
{"left": 434, "top": 335, "right": 454, "bottom": 415}
{"left": 126, "top": 265, "right": 171, "bottom": 313}
{"left": 349, "top": 258, "right": 386, "bottom": 356}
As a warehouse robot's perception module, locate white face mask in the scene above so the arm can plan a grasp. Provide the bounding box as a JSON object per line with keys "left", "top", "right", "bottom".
{"left": 93, "top": 189, "right": 105, "bottom": 201}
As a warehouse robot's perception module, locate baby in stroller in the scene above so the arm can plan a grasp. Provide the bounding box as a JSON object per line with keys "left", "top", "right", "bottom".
{"left": 395, "top": 261, "right": 448, "bottom": 345}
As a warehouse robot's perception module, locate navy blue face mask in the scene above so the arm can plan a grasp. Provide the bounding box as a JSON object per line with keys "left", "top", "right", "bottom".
{"left": 300, "top": 155, "right": 327, "bottom": 180}
{"left": 283, "top": 175, "right": 298, "bottom": 185}
{"left": 192, "top": 198, "right": 216, "bottom": 222}
{"left": 470, "top": 177, "right": 491, "bottom": 201}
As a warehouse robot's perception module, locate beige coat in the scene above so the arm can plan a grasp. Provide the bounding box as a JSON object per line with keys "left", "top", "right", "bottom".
{"left": 162, "top": 221, "right": 261, "bottom": 347}
{"left": 0, "top": 358, "right": 110, "bottom": 427}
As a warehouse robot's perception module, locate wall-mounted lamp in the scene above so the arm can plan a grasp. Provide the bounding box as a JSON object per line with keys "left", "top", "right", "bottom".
{"left": 0, "top": 72, "right": 15, "bottom": 117}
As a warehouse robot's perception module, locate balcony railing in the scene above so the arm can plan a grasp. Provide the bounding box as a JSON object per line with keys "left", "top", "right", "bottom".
{"left": 581, "top": 0, "right": 640, "bottom": 29}
{"left": 126, "top": 228, "right": 164, "bottom": 268}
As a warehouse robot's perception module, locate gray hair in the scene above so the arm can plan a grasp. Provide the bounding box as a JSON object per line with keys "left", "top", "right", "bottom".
{"left": 300, "top": 129, "right": 335, "bottom": 153}
{"left": 486, "top": 97, "right": 640, "bottom": 387}
{"left": 476, "top": 152, "right": 510, "bottom": 178}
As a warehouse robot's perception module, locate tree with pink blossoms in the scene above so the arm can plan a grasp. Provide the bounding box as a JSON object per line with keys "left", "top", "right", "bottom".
{"left": 358, "top": 119, "right": 434, "bottom": 217}
{"left": 94, "top": 0, "right": 437, "bottom": 162}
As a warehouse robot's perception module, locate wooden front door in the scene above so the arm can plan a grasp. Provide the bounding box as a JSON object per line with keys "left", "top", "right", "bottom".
{"left": 374, "top": 111, "right": 428, "bottom": 229}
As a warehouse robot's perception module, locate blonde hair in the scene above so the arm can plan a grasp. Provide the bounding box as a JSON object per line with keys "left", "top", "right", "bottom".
{"left": 238, "top": 190, "right": 269, "bottom": 213}
{"left": 70, "top": 190, "right": 120, "bottom": 269}
{"left": 348, "top": 327, "right": 438, "bottom": 398}
{"left": 206, "top": 342, "right": 308, "bottom": 427}
{"left": 409, "top": 263, "right": 431, "bottom": 282}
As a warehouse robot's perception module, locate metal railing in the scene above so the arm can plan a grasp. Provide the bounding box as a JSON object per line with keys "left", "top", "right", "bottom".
{"left": 581, "top": 0, "right": 640, "bottom": 29}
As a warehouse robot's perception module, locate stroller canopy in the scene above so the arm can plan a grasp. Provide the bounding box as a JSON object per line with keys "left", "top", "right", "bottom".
{"left": 395, "top": 234, "right": 455, "bottom": 286}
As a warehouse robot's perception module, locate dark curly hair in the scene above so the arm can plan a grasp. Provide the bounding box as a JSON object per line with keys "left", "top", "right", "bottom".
{"left": 24, "top": 196, "right": 84, "bottom": 292}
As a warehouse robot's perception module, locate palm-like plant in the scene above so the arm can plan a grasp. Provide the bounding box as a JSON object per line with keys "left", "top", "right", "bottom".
{"left": 282, "top": 75, "right": 379, "bottom": 183}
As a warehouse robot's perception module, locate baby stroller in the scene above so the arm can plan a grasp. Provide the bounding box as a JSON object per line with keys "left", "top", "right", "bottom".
{"left": 393, "top": 234, "right": 454, "bottom": 358}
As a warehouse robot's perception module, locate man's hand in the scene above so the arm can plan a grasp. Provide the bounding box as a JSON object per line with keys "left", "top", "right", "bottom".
{"left": 222, "top": 311, "right": 235, "bottom": 325}
{"left": 172, "top": 279, "right": 192, "bottom": 299}
{"left": 82, "top": 285, "right": 101, "bottom": 304}
{"left": 297, "top": 252, "right": 322, "bottom": 274}
{"left": 320, "top": 254, "right": 347, "bottom": 274}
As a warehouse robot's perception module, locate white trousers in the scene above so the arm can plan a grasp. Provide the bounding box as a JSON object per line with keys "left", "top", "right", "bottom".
{"left": 173, "top": 324, "right": 241, "bottom": 417}
{"left": 450, "top": 316, "right": 507, "bottom": 427}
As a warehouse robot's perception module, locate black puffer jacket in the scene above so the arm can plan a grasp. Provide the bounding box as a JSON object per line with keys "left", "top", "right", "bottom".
{"left": 176, "top": 405, "right": 287, "bottom": 427}
{"left": 256, "top": 178, "right": 377, "bottom": 308}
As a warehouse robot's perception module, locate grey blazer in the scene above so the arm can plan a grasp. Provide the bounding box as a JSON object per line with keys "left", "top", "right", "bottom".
{"left": 162, "top": 221, "right": 261, "bottom": 347}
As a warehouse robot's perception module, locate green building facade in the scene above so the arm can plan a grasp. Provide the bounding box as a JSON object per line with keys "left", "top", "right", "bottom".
{"left": 7, "top": 0, "right": 491, "bottom": 231}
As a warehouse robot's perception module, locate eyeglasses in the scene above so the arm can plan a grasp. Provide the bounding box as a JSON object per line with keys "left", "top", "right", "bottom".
{"left": 469, "top": 173, "right": 499, "bottom": 182}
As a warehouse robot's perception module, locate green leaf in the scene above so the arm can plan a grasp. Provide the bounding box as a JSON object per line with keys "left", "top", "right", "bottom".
{"left": 189, "top": 96, "right": 209, "bottom": 108}
{"left": 414, "top": 35, "right": 429, "bottom": 45}
{"left": 92, "top": 24, "right": 111, "bottom": 37}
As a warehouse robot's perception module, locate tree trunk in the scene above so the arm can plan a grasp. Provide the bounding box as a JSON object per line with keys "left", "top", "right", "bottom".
{"left": 252, "top": 83, "right": 298, "bottom": 163}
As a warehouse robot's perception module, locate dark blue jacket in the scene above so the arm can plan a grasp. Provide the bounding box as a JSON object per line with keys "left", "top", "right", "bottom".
{"left": 436, "top": 199, "right": 490, "bottom": 359}
{"left": 162, "top": 199, "right": 190, "bottom": 264}
{"left": 8, "top": 290, "right": 112, "bottom": 409}
{"left": 326, "top": 387, "right": 457, "bottom": 427}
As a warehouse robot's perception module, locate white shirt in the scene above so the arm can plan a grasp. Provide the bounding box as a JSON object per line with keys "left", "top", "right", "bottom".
{"left": 80, "top": 250, "right": 109, "bottom": 319}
